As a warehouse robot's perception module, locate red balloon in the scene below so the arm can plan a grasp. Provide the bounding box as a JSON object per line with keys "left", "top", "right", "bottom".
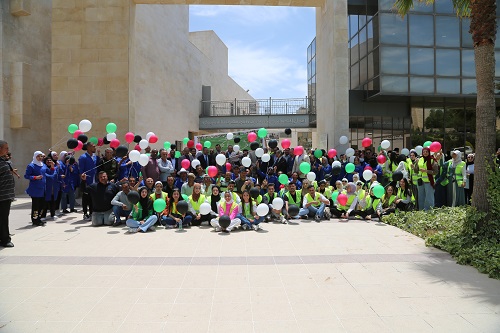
{"left": 328, "top": 149, "right": 337, "bottom": 158}
{"left": 377, "top": 154, "right": 387, "bottom": 164}
{"left": 281, "top": 139, "right": 291, "bottom": 149}
{"left": 110, "top": 139, "right": 120, "bottom": 148}
{"left": 196, "top": 143, "right": 202, "bottom": 150}
{"left": 337, "top": 193, "right": 348, "bottom": 206}
{"left": 294, "top": 146, "right": 304, "bottom": 156}
{"left": 225, "top": 163, "right": 232, "bottom": 171}
{"left": 73, "top": 130, "right": 83, "bottom": 139}
{"left": 97, "top": 138, "right": 104, "bottom": 147}
{"left": 187, "top": 140, "right": 194, "bottom": 148}
{"left": 429, "top": 141, "right": 442, "bottom": 153}
{"left": 181, "top": 159, "right": 191, "bottom": 170}
{"left": 75, "top": 140, "right": 83, "bottom": 151}
{"left": 362, "top": 137, "right": 372, "bottom": 148}
{"left": 207, "top": 166, "right": 218, "bottom": 178}
{"left": 125, "top": 132, "right": 134, "bottom": 144}
{"left": 149, "top": 135, "right": 158, "bottom": 144}
{"left": 364, "top": 166, "right": 373, "bottom": 171}
{"left": 134, "top": 144, "right": 141, "bottom": 151}
{"left": 247, "top": 132, "right": 257, "bottom": 143}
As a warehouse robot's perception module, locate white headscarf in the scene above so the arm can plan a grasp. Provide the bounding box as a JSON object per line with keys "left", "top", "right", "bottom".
{"left": 32, "top": 151, "right": 44, "bottom": 167}
{"left": 451, "top": 150, "right": 462, "bottom": 168}
{"left": 59, "top": 151, "right": 67, "bottom": 161}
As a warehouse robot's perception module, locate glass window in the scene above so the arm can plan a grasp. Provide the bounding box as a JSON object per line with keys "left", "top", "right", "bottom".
{"left": 461, "top": 18, "right": 473, "bottom": 48}
{"left": 462, "top": 79, "right": 477, "bottom": 95}
{"left": 410, "top": 77, "right": 434, "bottom": 93}
{"left": 307, "top": 45, "right": 311, "bottom": 62}
{"left": 360, "top": 27, "right": 368, "bottom": 58}
{"left": 349, "top": 15, "right": 358, "bottom": 39}
{"left": 410, "top": 48, "right": 434, "bottom": 75}
{"left": 462, "top": 50, "right": 475, "bottom": 77}
{"left": 379, "top": 0, "right": 394, "bottom": 11}
{"left": 312, "top": 39, "right": 316, "bottom": 57}
{"left": 436, "top": 49, "right": 460, "bottom": 76}
{"left": 351, "top": 64, "right": 360, "bottom": 89}
{"left": 351, "top": 34, "right": 359, "bottom": 64}
{"left": 496, "top": 51, "right": 500, "bottom": 76}
{"left": 381, "top": 75, "right": 408, "bottom": 93}
{"left": 367, "top": 20, "right": 374, "bottom": 52}
{"left": 359, "top": 14, "right": 367, "bottom": 28}
{"left": 380, "top": 13, "right": 408, "bottom": 45}
{"left": 436, "top": 16, "right": 460, "bottom": 47}
{"left": 410, "top": 1, "right": 433, "bottom": 12}
{"left": 307, "top": 61, "right": 311, "bottom": 79}
{"left": 436, "top": 78, "right": 460, "bottom": 94}
{"left": 381, "top": 46, "right": 408, "bottom": 74}
{"left": 360, "top": 57, "right": 368, "bottom": 84}
{"left": 435, "top": 0, "right": 454, "bottom": 13}
{"left": 311, "top": 57, "right": 316, "bottom": 76}
{"left": 368, "top": 52, "right": 375, "bottom": 79}
{"left": 409, "top": 15, "right": 434, "bottom": 46}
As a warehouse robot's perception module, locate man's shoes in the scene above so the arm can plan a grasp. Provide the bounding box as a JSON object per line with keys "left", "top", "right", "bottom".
{"left": 280, "top": 216, "right": 287, "bottom": 224}
{"left": 324, "top": 208, "right": 332, "bottom": 219}
{"left": 33, "top": 220, "right": 45, "bottom": 226}
{"left": 214, "top": 227, "right": 221, "bottom": 232}
{"left": 253, "top": 224, "right": 260, "bottom": 231}
{"left": 149, "top": 226, "right": 156, "bottom": 232}
{"left": 241, "top": 224, "right": 249, "bottom": 230}
{"left": 128, "top": 228, "right": 138, "bottom": 233}
{"left": 222, "top": 229, "right": 230, "bottom": 234}
{"left": 70, "top": 209, "right": 78, "bottom": 213}
{"left": 300, "top": 215, "right": 308, "bottom": 220}
{"left": 314, "top": 215, "right": 321, "bottom": 222}
{"left": 62, "top": 209, "right": 70, "bottom": 214}
{"left": 83, "top": 214, "right": 91, "bottom": 221}
{"left": 1, "top": 242, "right": 14, "bottom": 248}
{"left": 112, "top": 221, "right": 123, "bottom": 227}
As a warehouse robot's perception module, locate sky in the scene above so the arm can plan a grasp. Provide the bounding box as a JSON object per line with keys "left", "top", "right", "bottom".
{"left": 189, "top": 5, "right": 316, "bottom": 100}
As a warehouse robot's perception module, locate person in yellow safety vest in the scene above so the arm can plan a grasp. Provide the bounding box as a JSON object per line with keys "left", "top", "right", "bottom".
{"left": 317, "top": 180, "right": 333, "bottom": 219}
{"left": 348, "top": 186, "right": 381, "bottom": 220}
{"left": 407, "top": 150, "right": 420, "bottom": 209}
{"left": 237, "top": 190, "right": 265, "bottom": 231}
{"left": 210, "top": 191, "right": 241, "bottom": 233}
{"left": 284, "top": 183, "right": 308, "bottom": 219}
{"left": 445, "top": 150, "right": 466, "bottom": 207}
{"left": 263, "top": 183, "right": 287, "bottom": 223}
{"left": 332, "top": 182, "right": 357, "bottom": 219}
{"left": 376, "top": 185, "right": 397, "bottom": 218}
{"left": 302, "top": 184, "right": 330, "bottom": 222}
{"left": 354, "top": 181, "right": 367, "bottom": 211}
{"left": 413, "top": 147, "right": 438, "bottom": 211}
{"left": 187, "top": 183, "right": 209, "bottom": 226}
{"left": 150, "top": 181, "right": 168, "bottom": 202}
{"left": 383, "top": 151, "right": 398, "bottom": 184}
{"left": 395, "top": 178, "right": 414, "bottom": 211}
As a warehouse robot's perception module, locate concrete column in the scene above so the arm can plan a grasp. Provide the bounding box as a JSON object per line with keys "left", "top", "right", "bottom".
{"left": 316, "top": 0, "right": 349, "bottom": 150}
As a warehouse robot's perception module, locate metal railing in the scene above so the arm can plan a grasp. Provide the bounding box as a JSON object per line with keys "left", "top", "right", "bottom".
{"left": 201, "top": 97, "right": 315, "bottom": 117}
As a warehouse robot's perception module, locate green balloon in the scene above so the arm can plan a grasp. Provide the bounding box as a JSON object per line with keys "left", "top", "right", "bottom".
{"left": 278, "top": 174, "right": 289, "bottom": 185}
{"left": 299, "top": 162, "right": 311, "bottom": 174}
{"left": 183, "top": 137, "right": 189, "bottom": 145}
{"left": 257, "top": 128, "right": 268, "bottom": 138}
{"left": 68, "top": 124, "right": 78, "bottom": 134}
{"left": 182, "top": 194, "right": 188, "bottom": 201}
{"left": 164, "top": 141, "right": 171, "bottom": 149}
{"left": 345, "top": 162, "right": 355, "bottom": 173}
{"left": 106, "top": 122, "right": 117, "bottom": 134}
{"left": 331, "top": 191, "right": 339, "bottom": 201}
{"left": 175, "top": 151, "right": 181, "bottom": 158}
{"left": 153, "top": 199, "right": 166, "bottom": 213}
{"left": 204, "top": 141, "right": 212, "bottom": 148}
{"left": 423, "top": 141, "right": 432, "bottom": 148}
{"left": 377, "top": 145, "right": 382, "bottom": 152}
{"left": 89, "top": 137, "right": 98, "bottom": 145}
{"left": 373, "top": 185, "right": 385, "bottom": 199}
{"left": 314, "top": 149, "right": 323, "bottom": 158}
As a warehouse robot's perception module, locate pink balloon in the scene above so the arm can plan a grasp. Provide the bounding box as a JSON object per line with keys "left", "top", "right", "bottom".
{"left": 181, "top": 159, "right": 191, "bottom": 170}
{"left": 281, "top": 139, "right": 291, "bottom": 149}
{"left": 110, "top": 139, "right": 120, "bottom": 148}
{"left": 125, "top": 132, "right": 134, "bottom": 144}
{"left": 134, "top": 144, "right": 141, "bottom": 151}
{"left": 225, "top": 163, "right": 232, "bottom": 171}
{"left": 328, "top": 149, "right": 337, "bottom": 158}
{"left": 364, "top": 166, "right": 373, "bottom": 171}
{"left": 247, "top": 132, "right": 257, "bottom": 143}
{"left": 97, "top": 138, "right": 104, "bottom": 147}
{"left": 196, "top": 143, "right": 202, "bottom": 150}
{"left": 337, "top": 193, "right": 348, "bottom": 206}
{"left": 362, "top": 137, "right": 372, "bottom": 148}
{"left": 187, "top": 140, "right": 195, "bottom": 148}
{"left": 207, "top": 166, "right": 218, "bottom": 178}
{"left": 75, "top": 140, "right": 83, "bottom": 151}
{"left": 429, "top": 141, "right": 442, "bottom": 153}
{"left": 377, "top": 154, "right": 387, "bottom": 164}
{"left": 294, "top": 146, "right": 304, "bottom": 156}
{"left": 149, "top": 135, "right": 158, "bottom": 144}
{"left": 73, "top": 130, "right": 83, "bottom": 139}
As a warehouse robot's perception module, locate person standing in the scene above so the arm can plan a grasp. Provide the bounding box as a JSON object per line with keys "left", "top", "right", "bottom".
{"left": 24, "top": 151, "right": 47, "bottom": 226}
{"left": 0, "top": 141, "right": 15, "bottom": 247}
{"left": 79, "top": 142, "right": 99, "bottom": 221}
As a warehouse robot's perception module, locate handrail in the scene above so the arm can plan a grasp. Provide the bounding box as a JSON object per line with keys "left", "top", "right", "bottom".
{"left": 200, "top": 97, "right": 315, "bottom": 117}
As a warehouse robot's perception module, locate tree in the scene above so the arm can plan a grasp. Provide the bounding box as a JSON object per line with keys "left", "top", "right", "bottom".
{"left": 395, "top": 0, "right": 497, "bottom": 217}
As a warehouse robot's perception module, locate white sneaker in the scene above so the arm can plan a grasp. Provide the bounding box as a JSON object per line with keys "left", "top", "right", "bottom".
{"left": 280, "top": 216, "right": 287, "bottom": 224}
{"left": 253, "top": 224, "right": 260, "bottom": 231}
{"left": 40, "top": 217, "right": 48, "bottom": 222}
{"left": 241, "top": 224, "right": 249, "bottom": 230}
{"left": 215, "top": 227, "right": 221, "bottom": 232}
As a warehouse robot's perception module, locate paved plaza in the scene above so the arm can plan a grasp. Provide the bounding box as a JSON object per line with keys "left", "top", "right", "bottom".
{"left": 0, "top": 197, "right": 499, "bottom": 333}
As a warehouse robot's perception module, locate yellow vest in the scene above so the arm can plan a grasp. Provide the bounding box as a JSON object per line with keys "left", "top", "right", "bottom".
{"left": 189, "top": 194, "right": 206, "bottom": 213}
{"left": 418, "top": 158, "right": 432, "bottom": 183}
{"left": 305, "top": 192, "right": 321, "bottom": 208}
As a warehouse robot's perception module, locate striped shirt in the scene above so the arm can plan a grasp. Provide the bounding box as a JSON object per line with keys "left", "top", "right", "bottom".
{"left": 0, "top": 158, "right": 15, "bottom": 201}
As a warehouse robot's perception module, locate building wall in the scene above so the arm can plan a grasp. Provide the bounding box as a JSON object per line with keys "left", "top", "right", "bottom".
{"left": 1, "top": 0, "right": 52, "bottom": 194}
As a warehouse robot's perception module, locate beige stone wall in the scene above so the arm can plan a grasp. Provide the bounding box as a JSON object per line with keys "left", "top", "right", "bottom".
{"left": 1, "top": 0, "right": 52, "bottom": 194}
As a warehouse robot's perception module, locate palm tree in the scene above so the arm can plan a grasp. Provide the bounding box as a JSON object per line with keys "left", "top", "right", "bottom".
{"left": 395, "top": 0, "right": 497, "bottom": 216}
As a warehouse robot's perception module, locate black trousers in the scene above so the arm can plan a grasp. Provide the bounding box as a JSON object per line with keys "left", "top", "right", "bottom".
{"left": 190, "top": 213, "right": 214, "bottom": 226}
{"left": 82, "top": 192, "right": 93, "bottom": 215}
{"left": 31, "top": 197, "right": 45, "bottom": 223}
{"left": 348, "top": 208, "right": 375, "bottom": 219}
{"left": 0, "top": 200, "right": 12, "bottom": 245}
{"left": 42, "top": 194, "right": 56, "bottom": 218}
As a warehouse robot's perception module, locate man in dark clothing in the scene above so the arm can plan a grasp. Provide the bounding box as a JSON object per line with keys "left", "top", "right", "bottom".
{"left": 80, "top": 171, "right": 119, "bottom": 226}
{"left": 0, "top": 140, "right": 15, "bottom": 247}
{"left": 98, "top": 148, "right": 118, "bottom": 181}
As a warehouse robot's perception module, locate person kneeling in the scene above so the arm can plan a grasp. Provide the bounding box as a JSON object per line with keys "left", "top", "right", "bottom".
{"left": 210, "top": 191, "right": 241, "bottom": 233}
{"left": 126, "top": 187, "right": 157, "bottom": 233}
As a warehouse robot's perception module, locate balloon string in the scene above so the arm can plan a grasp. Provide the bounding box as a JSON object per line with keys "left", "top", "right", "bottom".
{"left": 49, "top": 134, "right": 70, "bottom": 151}
{"left": 81, "top": 157, "right": 115, "bottom": 175}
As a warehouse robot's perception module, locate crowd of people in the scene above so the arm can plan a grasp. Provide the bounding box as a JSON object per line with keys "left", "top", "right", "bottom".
{"left": 18, "top": 138, "right": 482, "bottom": 235}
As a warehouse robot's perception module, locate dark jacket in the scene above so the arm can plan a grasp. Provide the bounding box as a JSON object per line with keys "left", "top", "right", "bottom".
{"left": 81, "top": 181, "right": 118, "bottom": 212}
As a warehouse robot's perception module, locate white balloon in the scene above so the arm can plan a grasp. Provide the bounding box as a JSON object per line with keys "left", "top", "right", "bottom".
{"left": 200, "top": 202, "right": 211, "bottom": 215}
{"left": 381, "top": 140, "right": 391, "bottom": 150}
{"left": 306, "top": 172, "right": 316, "bottom": 182}
{"left": 216, "top": 154, "right": 226, "bottom": 166}
{"left": 242, "top": 157, "right": 251, "bottom": 167}
{"left": 332, "top": 161, "right": 341, "bottom": 168}
{"left": 139, "top": 139, "right": 149, "bottom": 150}
{"left": 191, "top": 159, "right": 200, "bottom": 168}
{"left": 146, "top": 132, "right": 155, "bottom": 140}
{"left": 138, "top": 154, "right": 149, "bottom": 166}
{"left": 78, "top": 119, "right": 92, "bottom": 132}
{"left": 345, "top": 148, "right": 355, "bottom": 157}
{"left": 272, "top": 197, "right": 284, "bottom": 210}
{"left": 362, "top": 169, "right": 373, "bottom": 181}
{"left": 256, "top": 203, "right": 269, "bottom": 217}
{"left": 129, "top": 150, "right": 140, "bottom": 162}
{"left": 261, "top": 153, "right": 270, "bottom": 162}
{"left": 401, "top": 148, "right": 410, "bottom": 156}
{"left": 226, "top": 132, "right": 234, "bottom": 140}
{"left": 349, "top": 156, "right": 355, "bottom": 163}
{"left": 415, "top": 145, "right": 423, "bottom": 155}
{"left": 255, "top": 148, "right": 264, "bottom": 158}
{"left": 233, "top": 145, "right": 240, "bottom": 153}
{"left": 106, "top": 132, "right": 116, "bottom": 141}
{"left": 339, "top": 136, "right": 349, "bottom": 145}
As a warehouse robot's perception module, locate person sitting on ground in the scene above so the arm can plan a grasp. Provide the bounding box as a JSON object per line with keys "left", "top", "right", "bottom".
{"left": 225, "top": 181, "right": 241, "bottom": 204}
{"left": 201, "top": 174, "right": 214, "bottom": 195}
{"left": 188, "top": 183, "right": 210, "bottom": 226}
{"left": 216, "top": 171, "right": 232, "bottom": 192}
{"left": 150, "top": 181, "right": 168, "bottom": 202}
{"left": 181, "top": 173, "right": 196, "bottom": 197}
{"left": 288, "top": 172, "right": 302, "bottom": 190}
{"left": 395, "top": 178, "right": 414, "bottom": 211}
{"left": 128, "top": 176, "right": 141, "bottom": 192}
{"left": 284, "top": 183, "right": 307, "bottom": 220}
{"left": 234, "top": 168, "right": 254, "bottom": 196}
{"left": 126, "top": 186, "right": 157, "bottom": 233}
{"left": 144, "top": 177, "right": 154, "bottom": 195}
{"left": 111, "top": 181, "right": 132, "bottom": 227}
{"left": 160, "top": 188, "right": 192, "bottom": 228}
{"left": 210, "top": 191, "right": 241, "bottom": 233}
{"left": 80, "top": 171, "right": 119, "bottom": 226}
{"left": 376, "top": 185, "right": 397, "bottom": 218}
{"left": 263, "top": 183, "right": 286, "bottom": 223}
{"left": 206, "top": 185, "right": 221, "bottom": 218}
{"left": 302, "top": 184, "right": 330, "bottom": 222}
{"left": 332, "top": 182, "right": 357, "bottom": 219}
{"left": 237, "top": 190, "right": 264, "bottom": 231}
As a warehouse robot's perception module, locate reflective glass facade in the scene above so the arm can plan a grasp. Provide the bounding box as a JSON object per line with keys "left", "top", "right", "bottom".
{"left": 307, "top": 38, "right": 316, "bottom": 114}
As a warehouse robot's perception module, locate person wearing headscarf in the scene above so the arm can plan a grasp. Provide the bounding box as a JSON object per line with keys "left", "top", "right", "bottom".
{"left": 414, "top": 147, "right": 438, "bottom": 211}
{"left": 24, "top": 151, "right": 46, "bottom": 226}
{"left": 206, "top": 185, "right": 221, "bottom": 216}
{"left": 210, "top": 191, "right": 241, "bottom": 233}
{"left": 433, "top": 150, "right": 449, "bottom": 208}
{"left": 126, "top": 186, "right": 157, "bottom": 233}
{"left": 446, "top": 150, "right": 466, "bottom": 207}
{"left": 41, "top": 156, "right": 62, "bottom": 220}
{"left": 465, "top": 153, "right": 474, "bottom": 205}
